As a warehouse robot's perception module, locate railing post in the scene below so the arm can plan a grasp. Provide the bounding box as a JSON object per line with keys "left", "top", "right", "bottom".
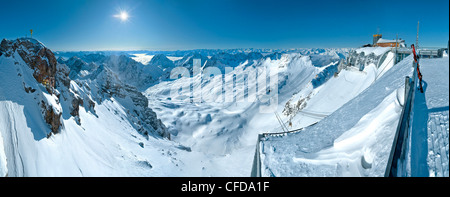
{"left": 385, "top": 77, "right": 412, "bottom": 176}
{"left": 385, "top": 61, "right": 416, "bottom": 177}
{"left": 404, "top": 76, "right": 410, "bottom": 105}
{"left": 251, "top": 134, "right": 263, "bottom": 177}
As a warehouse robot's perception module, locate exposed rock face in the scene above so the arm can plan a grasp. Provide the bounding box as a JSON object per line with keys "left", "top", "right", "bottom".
{"left": 120, "top": 84, "right": 169, "bottom": 139}
{"left": 55, "top": 63, "right": 71, "bottom": 88}
{"left": 45, "top": 106, "right": 62, "bottom": 134}
{"left": 70, "top": 95, "right": 83, "bottom": 124}
{"left": 1, "top": 38, "right": 62, "bottom": 135}
{"left": 40, "top": 100, "right": 62, "bottom": 135}
{"left": 95, "top": 68, "right": 170, "bottom": 139}
{"left": 283, "top": 92, "right": 312, "bottom": 124}
{"left": 1, "top": 38, "right": 57, "bottom": 92}
{"left": 61, "top": 55, "right": 170, "bottom": 139}
{"left": 346, "top": 49, "right": 388, "bottom": 71}
{"left": 2, "top": 38, "right": 169, "bottom": 139}
{"left": 67, "top": 54, "right": 155, "bottom": 89}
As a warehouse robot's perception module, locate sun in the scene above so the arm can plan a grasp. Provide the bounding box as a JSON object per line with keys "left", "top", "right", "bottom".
{"left": 119, "top": 11, "right": 129, "bottom": 21}
{"left": 114, "top": 10, "right": 129, "bottom": 22}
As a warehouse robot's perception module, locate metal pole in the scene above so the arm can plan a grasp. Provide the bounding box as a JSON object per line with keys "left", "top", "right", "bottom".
{"left": 416, "top": 21, "right": 420, "bottom": 50}
{"left": 395, "top": 34, "right": 399, "bottom": 63}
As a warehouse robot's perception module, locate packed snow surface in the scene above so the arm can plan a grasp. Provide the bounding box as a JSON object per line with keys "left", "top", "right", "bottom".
{"left": 406, "top": 57, "right": 449, "bottom": 177}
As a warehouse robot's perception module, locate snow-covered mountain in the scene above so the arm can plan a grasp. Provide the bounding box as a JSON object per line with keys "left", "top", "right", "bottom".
{"left": 143, "top": 54, "right": 175, "bottom": 82}
{"left": 103, "top": 55, "right": 156, "bottom": 89}
{"left": 148, "top": 54, "right": 175, "bottom": 69}
{"left": 0, "top": 38, "right": 171, "bottom": 176}
{"left": 58, "top": 53, "right": 160, "bottom": 90}
{"left": 1, "top": 38, "right": 403, "bottom": 177}
{"left": 143, "top": 47, "right": 399, "bottom": 176}
{"left": 203, "top": 52, "right": 264, "bottom": 72}
{"left": 174, "top": 52, "right": 210, "bottom": 73}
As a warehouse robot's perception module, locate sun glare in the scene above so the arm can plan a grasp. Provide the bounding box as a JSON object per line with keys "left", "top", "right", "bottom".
{"left": 114, "top": 10, "right": 129, "bottom": 22}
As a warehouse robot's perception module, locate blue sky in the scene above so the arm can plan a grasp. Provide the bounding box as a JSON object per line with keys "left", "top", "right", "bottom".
{"left": 0, "top": 0, "right": 448, "bottom": 51}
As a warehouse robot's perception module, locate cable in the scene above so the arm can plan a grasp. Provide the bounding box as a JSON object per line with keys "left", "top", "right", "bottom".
{"left": 274, "top": 111, "right": 288, "bottom": 133}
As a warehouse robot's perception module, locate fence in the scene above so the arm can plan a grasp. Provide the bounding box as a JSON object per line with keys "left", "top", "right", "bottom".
{"left": 251, "top": 134, "right": 263, "bottom": 177}
{"left": 384, "top": 61, "right": 418, "bottom": 177}
{"left": 250, "top": 126, "right": 307, "bottom": 177}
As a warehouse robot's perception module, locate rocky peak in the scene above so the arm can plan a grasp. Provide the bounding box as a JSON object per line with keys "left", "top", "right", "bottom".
{"left": 1, "top": 38, "right": 63, "bottom": 135}
{"left": 149, "top": 54, "right": 174, "bottom": 68}
{"left": 246, "top": 52, "right": 263, "bottom": 61}
{"left": 0, "top": 38, "right": 57, "bottom": 92}
{"left": 175, "top": 52, "right": 209, "bottom": 69}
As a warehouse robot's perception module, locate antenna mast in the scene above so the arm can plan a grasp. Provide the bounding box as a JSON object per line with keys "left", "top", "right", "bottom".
{"left": 416, "top": 21, "right": 419, "bottom": 49}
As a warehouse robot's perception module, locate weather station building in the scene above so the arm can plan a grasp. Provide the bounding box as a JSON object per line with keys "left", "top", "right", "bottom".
{"left": 373, "top": 34, "right": 406, "bottom": 47}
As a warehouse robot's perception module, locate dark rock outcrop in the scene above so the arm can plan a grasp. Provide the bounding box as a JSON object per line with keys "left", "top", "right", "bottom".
{"left": 1, "top": 38, "right": 57, "bottom": 92}
{"left": 1, "top": 38, "right": 62, "bottom": 135}
{"left": 2, "top": 38, "right": 169, "bottom": 139}
{"left": 40, "top": 100, "right": 62, "bottom": 135}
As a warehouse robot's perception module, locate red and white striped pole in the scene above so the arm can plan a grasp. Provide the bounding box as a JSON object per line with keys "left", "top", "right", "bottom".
{"left": 411, "top": 44, "right": 424, "bottom": 93}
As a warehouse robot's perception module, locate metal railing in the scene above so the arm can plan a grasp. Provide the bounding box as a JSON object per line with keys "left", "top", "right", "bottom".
{"left": 384, "top": 61, "right": 417, "bottom": 177}
{"left": 250, "top": 125, "right": 312, "bottom": 177}
{"left": 391, "top": 47, "right": 446, "bottom": 59}
{"left": 251, "top": 134, "right": 263, "bottom": 177}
